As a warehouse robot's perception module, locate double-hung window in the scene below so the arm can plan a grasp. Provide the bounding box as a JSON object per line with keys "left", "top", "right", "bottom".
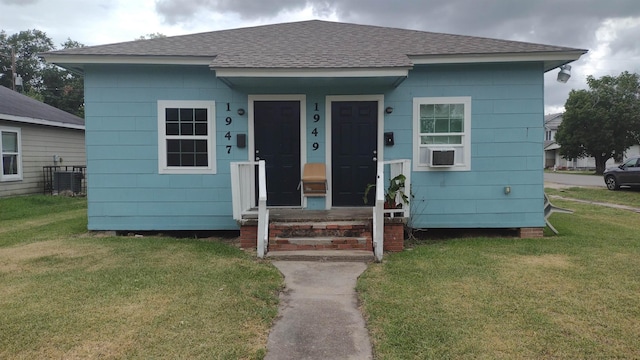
{"left": 413, "top": 97, "right": 471, "bottom": 171}
{"left": 1, "top": 127, "right": 22, "bottom": 182}
{"left": 158, "top": 100, "right": 216, "bottom": 174}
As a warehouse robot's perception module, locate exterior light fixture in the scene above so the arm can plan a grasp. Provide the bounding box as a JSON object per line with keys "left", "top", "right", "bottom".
{"left": 385, "top": 106, "right": 393, "bottom": 114}
{"left": 557, "top": 65, "right": 571, "bottom": 83}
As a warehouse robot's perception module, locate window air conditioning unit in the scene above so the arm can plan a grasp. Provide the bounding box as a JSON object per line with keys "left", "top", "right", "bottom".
{"left": 430, "top": 148, "right": 456, "bottom": 167}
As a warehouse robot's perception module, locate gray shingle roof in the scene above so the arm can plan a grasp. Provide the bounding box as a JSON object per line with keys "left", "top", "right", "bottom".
{"left": 44, "top": 20, "right": 586, "bottom": 69}
{"left": 0, "top": 85, "right": 84, "bottom": 127}
{"left": 544, "top": 113, "right": 563, "bottom": 130}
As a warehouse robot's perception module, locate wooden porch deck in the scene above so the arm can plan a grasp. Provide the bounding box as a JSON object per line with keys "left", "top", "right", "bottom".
{"left": 244, "top": 207, "right": 374, "bottom": 221}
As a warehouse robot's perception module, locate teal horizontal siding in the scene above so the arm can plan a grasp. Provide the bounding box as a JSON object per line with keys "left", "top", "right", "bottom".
{"left": 84, "top": 62, "right": 545, "bottom": 231}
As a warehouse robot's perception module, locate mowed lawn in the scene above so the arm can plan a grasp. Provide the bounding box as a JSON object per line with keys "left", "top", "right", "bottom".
{"left": 3, "top": 191, "right": 640, "bottom": 359}
{"left": 358, "top": 190, "right": 640, "bottom": 359}
{"left": 0, "top": 196, "right": 282, "bottom": 359}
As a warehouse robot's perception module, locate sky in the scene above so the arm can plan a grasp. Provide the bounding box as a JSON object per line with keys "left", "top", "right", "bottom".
{"left": 1, "top": 0, "right": 639, "bottom": 114}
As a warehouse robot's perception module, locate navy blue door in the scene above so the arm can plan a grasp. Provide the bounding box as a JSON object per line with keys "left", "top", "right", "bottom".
{"left": 331, "top": 101, "right": 378, "bottom": 206}
{"left": 254, "top": 101, "right": 301, "bottom": 206}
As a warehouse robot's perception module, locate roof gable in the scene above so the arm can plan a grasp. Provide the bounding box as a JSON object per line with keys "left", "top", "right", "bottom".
{"left": 0, "top": 86, "right": 84, "bottom": 129}
{"left": 43, "top": 20, "right": 586, "bottom": 74}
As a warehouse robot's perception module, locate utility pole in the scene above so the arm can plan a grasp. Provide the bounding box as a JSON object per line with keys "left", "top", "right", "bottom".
{"left": 1, "top": 47, "right": 20, "bottom": 91}
{"left": 11, "top": 48, "right": 16, "bottom": 91}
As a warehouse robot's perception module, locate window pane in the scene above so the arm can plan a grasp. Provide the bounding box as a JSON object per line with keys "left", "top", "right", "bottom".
{"left": 167, "top": 139, "right": 180, "bottom": 152}
{"left": 195, "top": 109, "right": 207, "bottom": 122}
{"left": 166, "top": 108, "right": 179, "bottom": 121}
{"left": 450, "top": 118, "right": 463, "bottom": 132}
{"left": 180, "top": 108, "right": 194, "bottom": 122}
{"left": 2, "top": 154, "right": 17, "bottom": 175}
{"left": 434, "top": 118, "right": 449, "bottom": 133}
{"left": 166, "top": 123, "right": 179, "bottom": 135}
{"left": 2, "top": 132, "right": 17, "bottom": 152}
{"left": 450, "top": 104, "right": 464, "bottom": 119}
{"left": 166, "top": 139, "right": 208, "bottom": 167}
{"left": 195, "top": 140, "right": 207, "bottom": 152}
{"left": 167, "top": 153, "right": 180, "bottom": 166}
{"left": 420, "top": 118, "right": 434, "bottom": 133}
{"left": 180, "top": 123, "right": 194, "bottom": 135}
{"left": 182, "top": 140, "right": 195, "bottom": 153}
{"left": 434, "top": 104, "right": 449, "bottom": 118}
{"left": 195, "top": 123, "right": 207, "bottom": 136}
{"left": 421, "top": 135, "right": 462, "bottom": 145}
{"left": 195, "top": 154, "right": 208, "bottom": 166}
{"left": 181, "top": 154, "right": 195, "bottom": 166}
{"left": 420, "top": 104, "right": 435, "bottom": 118}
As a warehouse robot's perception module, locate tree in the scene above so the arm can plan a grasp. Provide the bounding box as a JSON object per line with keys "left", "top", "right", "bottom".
{"left": 1, "top": 30, "right": 85, "bottom": 117}
{"left": 555, "top": 71, "right": 640, "bottom": 174}
{"left": 135, "top": 33, "right": 166, "bottom": 40}
{"left": 39, "top": 38, "right": 85, "bottom": 117}
{"left": 1, "top": 29, "right": 54, "bottom": 92}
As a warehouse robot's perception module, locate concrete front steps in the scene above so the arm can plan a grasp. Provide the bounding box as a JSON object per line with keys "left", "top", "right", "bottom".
{"left": 266, "top": 220, "right": 375, "bottom": 261}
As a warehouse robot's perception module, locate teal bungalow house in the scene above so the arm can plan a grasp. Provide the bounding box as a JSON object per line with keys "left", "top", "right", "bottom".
{"left": 43, "top": 21, "right": 586, "bottom": 260}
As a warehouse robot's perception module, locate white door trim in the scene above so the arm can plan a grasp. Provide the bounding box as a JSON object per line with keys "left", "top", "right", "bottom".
{"left": 325, "top": 95, "right": 385, "bottom": 209}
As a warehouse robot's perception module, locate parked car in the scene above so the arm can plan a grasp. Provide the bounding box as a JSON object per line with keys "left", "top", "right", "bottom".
{"left": 603, "top": 156, "right": 640, "bottom": 190}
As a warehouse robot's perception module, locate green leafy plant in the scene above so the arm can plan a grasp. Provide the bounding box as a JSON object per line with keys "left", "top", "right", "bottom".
{"left": 363, "top": 174, "right": 409, "bottom": 208}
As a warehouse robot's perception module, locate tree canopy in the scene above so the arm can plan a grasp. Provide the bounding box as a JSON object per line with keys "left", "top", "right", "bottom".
{"left": 0, "top": 29, "right": 85, "bottom": 117}
{"left": 555, "top": 71, "right": 640, "bottom": 174}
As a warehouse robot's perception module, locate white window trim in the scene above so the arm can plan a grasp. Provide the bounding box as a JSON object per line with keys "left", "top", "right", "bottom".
{"left": 158, "top": 100, "right": 217, "bottom": 174}
{"left": 413, "top": 96, "right": 471, "bottom": 171}
{"left": 0, "top": 126, "right": 23, "bottom": 182}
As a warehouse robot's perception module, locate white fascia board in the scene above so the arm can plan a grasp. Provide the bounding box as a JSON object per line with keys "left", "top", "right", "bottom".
{"left": 409, "top": 51, "right": 587, "bottom": 71}
{"left": 41, "top": 54, "right": 214, "bottom": 66}
{"left": 0, "top": 114, "right": 85, "bottom": 130}
{"left": 213, "top": 67, "right": 411, "bottom": 78}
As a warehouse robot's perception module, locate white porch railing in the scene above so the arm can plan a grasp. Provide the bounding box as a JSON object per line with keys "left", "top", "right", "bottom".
{"left": 230, "top": 161, "right": 269, "bottom": 258}
{"left": 373, "top": 161, "right": 385, "bottom": 262}
{"left": 384, "top": 159, "right": 411, "bottom": 218}
{"left": 372, "top": 159, "right": 411, "bottom": 262}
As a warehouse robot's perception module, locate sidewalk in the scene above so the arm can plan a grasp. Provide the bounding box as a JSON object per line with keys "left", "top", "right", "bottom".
{"left": 265, "top": 261, "right": 373, "bottom": 360}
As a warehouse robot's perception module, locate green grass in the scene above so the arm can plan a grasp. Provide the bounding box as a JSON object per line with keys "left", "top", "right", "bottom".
{"left": 358, "top": 197, "right": 640, "bottom": 359}
{"left": 544, "top": 169, "right": 597, "bottom": 175}
{"left": 546, "top": 186, "right": 640, "bottom": 208}
{"left": 0, "top": 195, "right": 283, "bottom": 359}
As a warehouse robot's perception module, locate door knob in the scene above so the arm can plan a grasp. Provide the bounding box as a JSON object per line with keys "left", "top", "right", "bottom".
{"left": 373, "top": 157, "right": 377, "bottom": 161}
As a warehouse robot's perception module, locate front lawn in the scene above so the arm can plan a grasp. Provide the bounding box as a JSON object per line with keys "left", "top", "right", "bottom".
{"left": 546, "top": 186, "right": 640, "bottom": 208}
{"left": 0, "top": 196, "right": 283, "bottom": 359}
{"left": 358, "top": 197, "right": 640, "bottom": 358}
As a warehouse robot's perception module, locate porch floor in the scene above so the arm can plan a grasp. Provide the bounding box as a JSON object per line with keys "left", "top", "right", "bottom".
{"left": 246, "top": 207, "right": 374, "bottom": 221}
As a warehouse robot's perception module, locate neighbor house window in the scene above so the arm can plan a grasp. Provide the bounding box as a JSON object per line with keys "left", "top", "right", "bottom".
{"left": 413, "top": 97, "right": 471, "bottom": 171}
{"left": 1, "top": 127, "right": 22, "bottom": 182}
{"left": 158, "top": 100, "right": 216, "bottom": 174}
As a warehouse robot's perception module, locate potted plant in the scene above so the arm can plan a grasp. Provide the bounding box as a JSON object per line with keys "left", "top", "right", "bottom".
{"left": 363, "top": 174, "right": 409, "bottom": 209}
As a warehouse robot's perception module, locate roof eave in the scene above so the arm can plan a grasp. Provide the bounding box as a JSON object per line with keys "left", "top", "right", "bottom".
{"left": 212, "top": 67, "right": 412, "bottom": 78}
{"left": 409, "top": 50, "right": 587, "bottom": 71}
{"left": 1, "top": 113, "right": 85, "bottom": 130}
{"left": 40, "top": 54, "right": 215, "bottom": 74}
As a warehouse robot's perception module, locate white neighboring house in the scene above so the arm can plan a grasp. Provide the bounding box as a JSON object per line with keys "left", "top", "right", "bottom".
{"left": 544, "top": 113, "right": 640, "bottom": 170}
{"left": 0, "top": 85, "right": 85, "bottom": 197}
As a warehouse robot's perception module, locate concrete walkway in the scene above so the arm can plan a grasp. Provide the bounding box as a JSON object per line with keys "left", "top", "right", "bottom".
{"left": 265, "top": 261, "right": 373, "bottom": 360}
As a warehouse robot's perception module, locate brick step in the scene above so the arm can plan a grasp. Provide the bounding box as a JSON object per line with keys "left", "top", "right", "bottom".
{"left": 269, "top": 221, "right": 371, "bottom": 239}
{"left": 266, "top": 250, "right": 375, "bottom": 262}
{"left": 269, "top": 237, "right": 372, "bottom": 251}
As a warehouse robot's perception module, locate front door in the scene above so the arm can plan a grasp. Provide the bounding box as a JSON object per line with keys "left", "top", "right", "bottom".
{"left": 331, "top": 101, "right": 378, "bottom": 206}
{"left": 254, "top": 101, "right": 301, "bottom": 206}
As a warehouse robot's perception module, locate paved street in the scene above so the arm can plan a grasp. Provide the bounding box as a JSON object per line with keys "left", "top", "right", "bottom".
{"left": 544, "top": 172, "right": 605, "bottom": 188}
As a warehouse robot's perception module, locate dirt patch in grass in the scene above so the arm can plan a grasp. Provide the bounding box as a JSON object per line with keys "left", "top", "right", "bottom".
{"left": 514, "top": 254, "right": 572, "bottom": 268}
